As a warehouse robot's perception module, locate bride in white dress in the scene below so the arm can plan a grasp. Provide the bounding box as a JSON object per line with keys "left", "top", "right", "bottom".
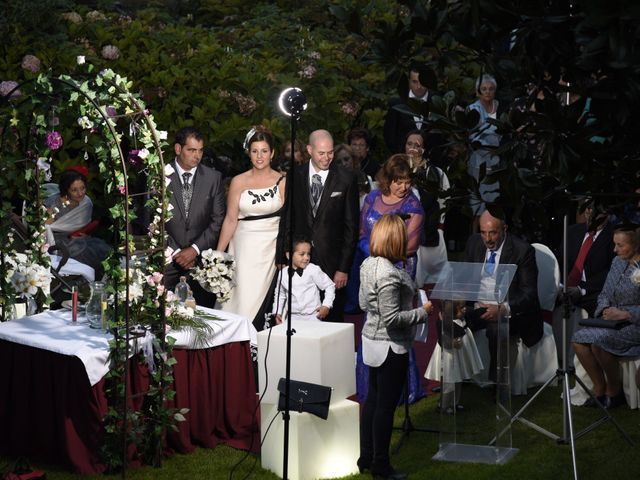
{"left": 217, "top": 126, "right": 286, "bottom": 328}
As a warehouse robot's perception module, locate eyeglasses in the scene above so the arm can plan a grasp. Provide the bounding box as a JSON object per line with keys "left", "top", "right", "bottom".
{"left": 350, "top": 142, "right": 367, "bottom": 149}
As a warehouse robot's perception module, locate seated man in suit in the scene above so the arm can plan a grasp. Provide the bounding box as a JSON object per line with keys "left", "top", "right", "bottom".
{"left": 564, "top": 203, "right": 615, "bottom": 317}
{"left": 464, "top": 210, "right": 542, "bottom": 380}
{"left": 555, "top": 202, "right": 615, "bottom": 367}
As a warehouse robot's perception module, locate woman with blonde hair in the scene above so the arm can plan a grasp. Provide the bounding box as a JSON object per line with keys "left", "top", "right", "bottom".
{"left": 358, "top": 214, "right": 432, "bottom": 479}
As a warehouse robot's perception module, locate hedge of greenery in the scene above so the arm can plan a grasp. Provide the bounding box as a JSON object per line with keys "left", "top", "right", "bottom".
{"left": 2, "top": 0, "right": 639, "bottom": 239}
{"left": 0, "top": 0, "right": 397, "bottom": 175}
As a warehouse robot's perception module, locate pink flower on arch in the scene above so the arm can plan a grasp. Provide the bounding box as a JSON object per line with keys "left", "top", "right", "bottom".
{"left": 45, "top": 131, "right": 63, "bottom": 150}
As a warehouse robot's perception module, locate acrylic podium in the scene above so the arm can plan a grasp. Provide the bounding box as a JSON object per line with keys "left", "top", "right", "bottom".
{"left": 430, "top": 261, "right": 519, "bottom": 464}
{"left": 257, "top": 322, "right": 359, "bottom": 480}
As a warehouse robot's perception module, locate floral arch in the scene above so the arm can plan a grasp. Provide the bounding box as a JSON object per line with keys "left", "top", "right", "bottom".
{"left": 0, "top": 64, "right": 179, "bottom": 470}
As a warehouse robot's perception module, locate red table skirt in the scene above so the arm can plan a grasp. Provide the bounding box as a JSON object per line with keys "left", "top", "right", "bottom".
{"left": 0, "top": 339, "right": 259, "bottom": 474}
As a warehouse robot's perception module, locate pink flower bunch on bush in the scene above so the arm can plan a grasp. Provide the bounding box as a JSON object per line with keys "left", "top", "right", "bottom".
{"left": 0, "top": 81, "right": 21, "bottom": 98}
{"left": 61, "top": 12, "right": 83, "bottom": 24}
{"left": 236, "top": 93, "right": 257, "bottom": 116}
{"left": 21, "top": 55, "right": 41, "bottom": 73}
{"left": 45, "top": 131, "right": 63, "bottom": 150}
{"left": 340, "top": 101, "right": 359, "bottom": 117}
{"left": 298, "top": 65, "right": 317, "bottom": 79}
{"left": 101, "top": 45, "right": 120, "bottom": 60}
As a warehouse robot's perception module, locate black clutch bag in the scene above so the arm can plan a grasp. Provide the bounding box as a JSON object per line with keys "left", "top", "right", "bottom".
{"left": 579, "top": 317, "right": 631, "bottom": 330}
{"left": 277, "top": 378, "right": 332, "bottom": 420}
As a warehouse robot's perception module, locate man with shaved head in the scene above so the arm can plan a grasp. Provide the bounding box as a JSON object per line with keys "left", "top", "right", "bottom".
{"left": 289, "top": 129, "right": 359, "bottom": 322}
{"left": 464, "top": 210, "right": 542, "bottom": 379}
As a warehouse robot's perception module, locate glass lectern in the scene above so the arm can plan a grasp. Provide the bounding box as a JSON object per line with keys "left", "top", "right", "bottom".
{"left": 430, "top": 261, "right": 518, "bottom": 464}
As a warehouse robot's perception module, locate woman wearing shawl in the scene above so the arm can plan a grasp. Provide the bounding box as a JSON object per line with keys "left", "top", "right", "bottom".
{"left": 45, "top": 168, "right": 110, "bottom": 274}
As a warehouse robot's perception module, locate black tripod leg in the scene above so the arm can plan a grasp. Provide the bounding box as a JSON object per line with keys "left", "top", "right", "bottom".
{"left": 393, "top": 368, "right": 439, "bottom": 454}
{"left": 572, "top": 373, "right": 634, "bottom": 446}
{"left": 393, "top": 379, "right": 413, "bottom": 454}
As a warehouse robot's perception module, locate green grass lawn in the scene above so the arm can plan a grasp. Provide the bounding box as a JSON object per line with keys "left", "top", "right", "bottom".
{"left": 4, "top": 383, "right": 639, "bottom": 479}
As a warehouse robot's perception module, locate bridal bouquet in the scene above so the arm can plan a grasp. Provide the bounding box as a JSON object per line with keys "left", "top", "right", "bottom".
{"left": 192, "top": 249, "right": 235, "bottom": 304}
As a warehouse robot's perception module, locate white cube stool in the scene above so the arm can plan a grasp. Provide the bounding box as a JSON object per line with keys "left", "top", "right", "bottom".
{"left": 256, "top": 322, "right": 355, "bottom": 404}
{"left": 260, "top": 399, "right": 360, "bottom": 480}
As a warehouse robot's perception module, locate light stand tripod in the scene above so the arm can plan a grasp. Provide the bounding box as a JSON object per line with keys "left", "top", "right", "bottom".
{"left": 393, "top": 362, "right": 439, "bottom": 453}
{"left": 277, "top": 87, "right": 307, "bottom": 480}
{"left": 489, "top": 214, "right": 633, "bottom": 480}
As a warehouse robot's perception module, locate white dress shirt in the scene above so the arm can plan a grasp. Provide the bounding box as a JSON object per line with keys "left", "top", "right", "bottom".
{"left": 272, "top": 263, "right": 336, "bottom": 321}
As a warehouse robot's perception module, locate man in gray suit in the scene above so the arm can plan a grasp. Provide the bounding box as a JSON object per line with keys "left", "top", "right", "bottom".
{"left": 164, "top": 127, "right": 226, "bottom": 307}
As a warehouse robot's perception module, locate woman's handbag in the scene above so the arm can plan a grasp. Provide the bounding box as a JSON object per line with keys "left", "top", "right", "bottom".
{"left": 277, "top": 378, "right": 332, "bottom": 420}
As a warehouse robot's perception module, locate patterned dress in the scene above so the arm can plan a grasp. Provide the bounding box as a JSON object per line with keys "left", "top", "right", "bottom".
{"left": 355, "top": 189, "right": 426, "bottom": 403}
{"left": 572, "top": 256, "right": 640, "bottom": 356}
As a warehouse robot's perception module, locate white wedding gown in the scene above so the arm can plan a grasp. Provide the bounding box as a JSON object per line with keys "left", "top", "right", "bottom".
{"left": 221, "top": 178, "right": 283, "bottom": 325}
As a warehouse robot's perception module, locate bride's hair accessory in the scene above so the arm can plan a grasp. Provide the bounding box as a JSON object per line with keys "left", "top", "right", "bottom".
{"left": 243, "top": 126, "right": 258, "bottom": 151}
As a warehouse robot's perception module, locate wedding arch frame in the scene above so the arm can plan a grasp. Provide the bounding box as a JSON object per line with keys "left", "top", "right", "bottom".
{"left": 0, "top": 67, "right": 175, "bottom": 474}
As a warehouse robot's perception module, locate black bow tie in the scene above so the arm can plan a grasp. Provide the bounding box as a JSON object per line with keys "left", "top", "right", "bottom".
{"left": 295, "top": 267, "right": 304, "bottom": 277}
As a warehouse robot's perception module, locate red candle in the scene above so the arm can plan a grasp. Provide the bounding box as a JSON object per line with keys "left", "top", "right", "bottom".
{"left": 71, "top": 286, "right": 78, "bottom": 323}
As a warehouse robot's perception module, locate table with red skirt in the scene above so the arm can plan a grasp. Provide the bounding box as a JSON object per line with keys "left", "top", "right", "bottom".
{"left": 0, "top": 308, "right": 259, "bottom": 474}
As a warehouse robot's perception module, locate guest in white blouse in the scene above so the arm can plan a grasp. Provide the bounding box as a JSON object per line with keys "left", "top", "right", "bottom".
{"left": 273, "top": 237, "right": 335, "bottom": 323}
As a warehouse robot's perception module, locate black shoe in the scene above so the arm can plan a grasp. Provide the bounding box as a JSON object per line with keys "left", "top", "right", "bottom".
{"left": 581, "top": 395, "right": 607, "bottom": 408}
{"left": 357, "top": 457, "right": 371, "bottom": 474}
{"left": 371, "top": 467, "right": 408, "bottom": 480}
{"left": 606, "top": 391, "right": 627, "bottom": 409}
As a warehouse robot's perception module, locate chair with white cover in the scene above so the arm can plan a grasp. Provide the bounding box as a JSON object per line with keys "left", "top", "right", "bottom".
{"left": 510, "top": 243, "right": 559, "bottom": 395}
{"left": 570, "top": 354, "right": 640, "bottom": 409}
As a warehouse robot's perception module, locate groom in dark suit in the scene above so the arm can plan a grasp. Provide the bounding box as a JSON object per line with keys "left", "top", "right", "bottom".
{"left": 464, "top": 210, "right": 542, "bottom": 378}
{"left": 164, "top": 127, "right": 226, "bottom": 307}
{"left": 290, "top": 129, "right": 359, "bottom": 322}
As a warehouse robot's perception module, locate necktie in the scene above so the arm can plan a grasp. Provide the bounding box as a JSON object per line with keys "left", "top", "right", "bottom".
{"left": 182, "top": 172, "right": 192, "bottom": 217}
{"left": 310, "top": 174, "right": 323, "bottom": 211}
{"left": 567, "top": 232, "right": 595, "bottom": 287}
{"left": 485, "top": 250, "right": 496, "bottom": 275}
{"left": 295, "top": 267, "right": 304, "bottom": 277}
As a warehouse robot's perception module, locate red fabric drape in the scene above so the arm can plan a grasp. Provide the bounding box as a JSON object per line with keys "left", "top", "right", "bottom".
{"left": 0, "top": 339, "right": 258, "bottom": 474}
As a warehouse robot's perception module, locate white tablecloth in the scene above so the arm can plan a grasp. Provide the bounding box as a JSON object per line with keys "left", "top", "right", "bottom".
{"left": 0, "top": 307, "right": 257, "bottom": 386}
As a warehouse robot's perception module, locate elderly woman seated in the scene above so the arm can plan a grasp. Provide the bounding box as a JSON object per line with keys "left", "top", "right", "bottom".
{"left": 572, "top": 224, "right": 640, "bottom": 408}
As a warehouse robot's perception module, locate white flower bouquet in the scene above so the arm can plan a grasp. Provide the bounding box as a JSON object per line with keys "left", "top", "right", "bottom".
{"left": 191, "top": 249, "right": 235, "bottom": 304}
{"left": 10, "top": 256, "right": 52, "bottom": 299}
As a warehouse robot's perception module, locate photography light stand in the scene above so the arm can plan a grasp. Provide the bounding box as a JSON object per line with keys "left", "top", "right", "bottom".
{"left": 393, "top": 355, "right": 439, "bottom": 454}
{"left": 278, "top": 87, "right": 307, "bottom": 480}
{"left": 489, "top": 213, "right": 633, "bottom": 480}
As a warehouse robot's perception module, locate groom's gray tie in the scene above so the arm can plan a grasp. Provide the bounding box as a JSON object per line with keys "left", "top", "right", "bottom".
{"left": 182, "top": 172, "right": 192, "bottom": 217}
{"left": 310, "top": 173, "right": 323, "bottom": 215}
